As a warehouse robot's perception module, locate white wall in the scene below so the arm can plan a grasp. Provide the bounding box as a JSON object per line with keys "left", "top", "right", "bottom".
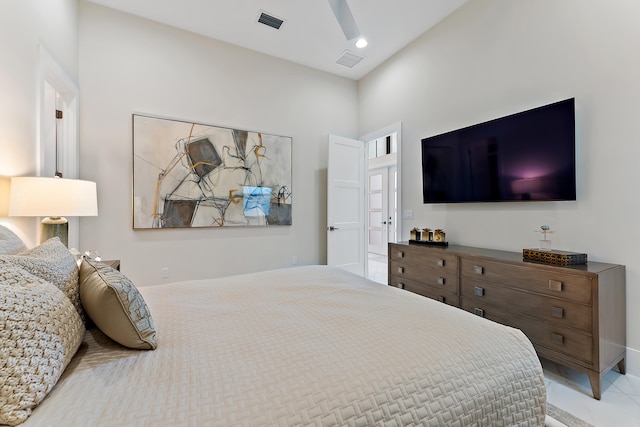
{"left": 0, "top": 0, "right": 78, "bottom": 245}
{"left": 358, "top": 0, "right": 640, "bottom": 375}
{"left": 78, "top": 2, "right": 358, "bottom": 285}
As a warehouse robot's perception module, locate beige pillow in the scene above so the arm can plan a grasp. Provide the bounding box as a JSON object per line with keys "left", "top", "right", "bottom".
{"left": 1, "top": 237, "right": 84, "bottom": 323}
{"left": 0, "top": 224, "right": 27, "bottom": 255}
{"left": 79, "top": 257, "right": 157, "bottom": 350}
{"left": 0, "top": 259, "right": 85, "bottom": 426}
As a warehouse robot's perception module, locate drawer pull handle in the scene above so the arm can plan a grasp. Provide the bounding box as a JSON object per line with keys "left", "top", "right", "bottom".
{"left": 397, "top": 251, "right": 405, "bottom": 258}
{"left": 474, "top": 266, "right": 484, "bottom": 275}
{"left": 474, "top": 286, "right": 485, "bottom": 297}
{"left": 437, "top": 259, "right": 445, "bottom": 267}
{"left": 551, "top": 307, "right": 564, "bottom": 318}
{"left": 398, "top": 282, "right": 405, "bottom": 290}
{"left": 397, "top": 267, "right": 404, "bottom": 274}
{"left": 474, "top": 308, "right": 485, "bottom": 317}
{"left": 437, "top": 296, "right": 445, "bottom": 303}
{"left": 549, "top": 280, "right": 563, "bottom": 291}
{"left": 551, "top": 333, "right": 564, "bottom": 345}
{"left": 437, "top": 277, "right": 445, "bottom": 286}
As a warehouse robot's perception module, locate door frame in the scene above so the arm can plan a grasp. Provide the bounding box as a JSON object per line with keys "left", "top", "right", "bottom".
{"left": 37, "top": 46, "right": 80, "bottom": 249}
{"left": 361, "top": 122, "right": 402, "bottom": 262}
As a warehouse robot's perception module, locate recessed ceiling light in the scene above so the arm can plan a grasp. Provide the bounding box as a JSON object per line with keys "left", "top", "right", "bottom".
{"left": 355, "top": 38, "right": 368, "bottom": 48}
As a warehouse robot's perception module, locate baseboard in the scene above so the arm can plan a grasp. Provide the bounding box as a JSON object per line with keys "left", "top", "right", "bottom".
{"left": 625, "top": 346, "right": 640, "bottom": 377}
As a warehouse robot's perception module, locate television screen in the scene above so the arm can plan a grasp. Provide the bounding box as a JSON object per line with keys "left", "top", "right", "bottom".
{"left": 421, "top": 98, "right": 576, "bottom": 203}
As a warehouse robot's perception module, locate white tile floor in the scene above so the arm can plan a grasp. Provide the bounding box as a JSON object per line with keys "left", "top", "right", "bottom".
{"left": 366, "top": 253, "right": 640, "bottom": 427}
{"left": 366, "top": 253, "right": 388, "bottom": 284}
{"left": 543, "top": 358, "right": 640, "bottom": 426}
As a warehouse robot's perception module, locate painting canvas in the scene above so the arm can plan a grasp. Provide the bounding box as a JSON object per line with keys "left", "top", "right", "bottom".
{"left": 133, "top": 114, "right": 292, "bottom": 229}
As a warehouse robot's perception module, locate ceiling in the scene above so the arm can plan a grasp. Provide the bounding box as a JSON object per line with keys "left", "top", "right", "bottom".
{"left": 85, "top": 0, "right": 468, "bottom": 80}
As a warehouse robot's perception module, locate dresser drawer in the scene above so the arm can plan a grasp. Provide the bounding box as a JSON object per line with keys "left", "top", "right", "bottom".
{"left": 461, "top": 278, "right": 592, "bottom": 332}
{"left": 460, "top": 257, "right": 592, "bottom": 305}
{"left": 389, "top": 244, "right": 458, "bottom": 272}
{"left": 390, "top": 260, "right": 459, "bottom": 291}
{"left": 460, "top": 298, "right": 593, "bottom": 364}
{"left": 390, "top": 276, "right": 458, "bottom": 307}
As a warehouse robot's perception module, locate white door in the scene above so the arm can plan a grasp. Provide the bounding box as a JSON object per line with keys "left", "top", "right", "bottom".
{"left": 388, "top": 165, "right": 398, "bottom": 245}
{"left": 367, "top": 167, "right": 388, "bottom": 255}
{"left": 367, "top": 166, "right": 398, "bottom": 256}
{"left": 327, "top": 134, "right": 365, "bottom": 276}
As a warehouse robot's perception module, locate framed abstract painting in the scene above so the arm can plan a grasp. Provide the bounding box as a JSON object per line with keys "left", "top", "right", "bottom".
{"left": 132, "top": 114, "right": 292, "bottom": 229}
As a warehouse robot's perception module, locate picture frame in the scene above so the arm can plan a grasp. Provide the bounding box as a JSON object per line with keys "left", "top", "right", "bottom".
{"left": 132, "top": 114, "right": 292, "bottom": 229}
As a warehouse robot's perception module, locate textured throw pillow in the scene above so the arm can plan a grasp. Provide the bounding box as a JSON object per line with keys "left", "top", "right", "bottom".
{"left": 79, "top": 257, "right": 157, "bottom": 350}
{"left": 0, "top": 260, "right": 85, "bottom": 426}
{"left": 0, "top": 224, "right": 27, "bottom": 255}
{"left": 0, "top": 237, "right": 85, "bottom": 323}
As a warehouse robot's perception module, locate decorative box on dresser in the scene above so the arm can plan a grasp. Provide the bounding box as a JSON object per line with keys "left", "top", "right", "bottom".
{"left": 388, "top": 242, "right": 626, "bottom": 400}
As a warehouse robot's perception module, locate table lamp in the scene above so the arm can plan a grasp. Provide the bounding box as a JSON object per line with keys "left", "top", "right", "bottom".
{"left": 0, "top": 177, "right": 10, "bottom": 217}
{"left": 9, "top": 176, "right": 98, "bottom": 247}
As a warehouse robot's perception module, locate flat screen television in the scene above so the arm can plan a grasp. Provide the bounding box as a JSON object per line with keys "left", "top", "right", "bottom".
{"left": 421, "top": 98, "right": 576, "bottom": 203}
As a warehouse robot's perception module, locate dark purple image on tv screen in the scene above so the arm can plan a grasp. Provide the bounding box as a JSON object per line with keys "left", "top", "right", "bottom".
{"left": 421, "top": 98, "right": 576, "bottom": 203}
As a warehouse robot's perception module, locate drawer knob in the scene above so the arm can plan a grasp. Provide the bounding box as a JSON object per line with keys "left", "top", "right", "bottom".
{"left": 397, "top": 251, "right": 405, "bottom": 258}
{"left": 551, "top": 333, "right": 564, "bottom": 345}
{"left": 549, "top": 280, "right": 563, "bottom": 291}
{"left": 437, "top": 259, "right": 445, "bottom": 267}
{"left": 397, "top": 267, "right": 404, "bottom": 274}
{"left": 551, "top": 307, "right": 564, "bottom": 318}
{"left": 474, "top": 308, "right": 485, "bottom": 317}
{"left": 437, "top": 296, "right": 445, "bottom": 303}
{"left": 474, "top": 265, "right": 484, "bottom": 275}
{"left": 437, "top": 277, "right": 445, "bottom": 286}
{"left": 397, "top": 282, "right": 405, "bottom": 290}
{"left": 474, "top": 286, "right": 485, "bottom": 297}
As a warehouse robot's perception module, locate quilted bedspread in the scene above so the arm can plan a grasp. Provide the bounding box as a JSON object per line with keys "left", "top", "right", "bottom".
{"left": 21, "top": 266, "right": 546, "bottom": 426}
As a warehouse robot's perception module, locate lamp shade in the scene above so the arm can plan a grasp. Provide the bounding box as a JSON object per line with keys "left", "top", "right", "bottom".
{"left": 0, "top": 177, "right": 10, "bottom": 217}
{"left": 9, "top": 177, "right": 98, "bottom": 217}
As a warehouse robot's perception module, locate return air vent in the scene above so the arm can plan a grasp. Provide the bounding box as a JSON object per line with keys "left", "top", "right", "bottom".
{"left": 258, "top": 11, "right": 284, "bottom": 30}
{"left": 335, "top": 50, "right": 364, "bottom": 68}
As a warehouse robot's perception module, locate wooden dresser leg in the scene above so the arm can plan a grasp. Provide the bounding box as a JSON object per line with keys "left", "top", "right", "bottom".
{"left": 587, "top": 371, "right": 601, "bottom": 400}
{"left": 617, "top": 358, "right": 626, "bottom": 375}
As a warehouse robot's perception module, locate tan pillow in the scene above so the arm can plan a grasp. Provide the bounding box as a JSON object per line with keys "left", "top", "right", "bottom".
{"left": 0, "top": 224, "right": 27, "bottom": 255}
{"left": 79, "top": 257, "right": 157, "bottom": 350}
{"left": 0, "top": 259, "right": 85, "bottom": 426}
{"left": 1, "top": 237, "right": 84, "bottom": 323}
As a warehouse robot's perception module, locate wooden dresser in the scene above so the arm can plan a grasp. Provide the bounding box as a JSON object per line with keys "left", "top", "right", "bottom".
{"left": 388, "top": 242, "right": 626, "bottom": 400}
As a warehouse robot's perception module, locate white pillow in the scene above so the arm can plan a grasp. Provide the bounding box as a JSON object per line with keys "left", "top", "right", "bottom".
{"left": 0, "top": 224, "right": 27, "bottom": 255}
{"left": 1, "top": 237, "right": 84, "bottom": 323}
{"left": 0, "top": 259, "right": 85, "bottom": 426}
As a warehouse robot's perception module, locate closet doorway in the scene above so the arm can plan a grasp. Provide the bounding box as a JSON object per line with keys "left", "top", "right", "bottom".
{"left": 364, "top": 124, "right": 401, "bottom": 284}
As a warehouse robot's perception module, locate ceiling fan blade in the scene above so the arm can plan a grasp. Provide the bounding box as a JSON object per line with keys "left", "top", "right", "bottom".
{"left": 328, "top": 0, "right": 360, "bottom": 41}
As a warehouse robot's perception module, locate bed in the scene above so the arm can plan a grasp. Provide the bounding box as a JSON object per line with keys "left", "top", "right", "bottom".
{"left": 1, "top": 229, "right": 546, "bottom": 426}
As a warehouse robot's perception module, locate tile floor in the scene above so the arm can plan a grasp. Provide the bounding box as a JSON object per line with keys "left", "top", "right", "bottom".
{"left": 543, "top": 358, "right": 640, "bottom": 426}
{"left": 366, "top": 253, "right": 640, "bottom": 427}
{"left": 366, "top": 253, "right": 388, "bottom": 285}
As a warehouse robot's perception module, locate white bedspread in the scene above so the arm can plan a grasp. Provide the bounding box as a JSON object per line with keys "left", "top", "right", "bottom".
{"left": 21, "top": 266, "right": 546, "bottom": 426}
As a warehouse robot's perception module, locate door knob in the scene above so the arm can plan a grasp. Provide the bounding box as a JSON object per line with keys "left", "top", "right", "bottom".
{"left": 328, "top": 226, "right": 340, "bottom": 231}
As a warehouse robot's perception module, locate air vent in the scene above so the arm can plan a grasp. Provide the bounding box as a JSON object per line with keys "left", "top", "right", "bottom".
{"left": 258, "top": 11, "right": 284, "bottom": 30}
{"left": 335, "top": 50, "right": 364, "bottom": 68}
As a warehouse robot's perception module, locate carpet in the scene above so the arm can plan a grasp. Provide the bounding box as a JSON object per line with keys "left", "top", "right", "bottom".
{"left": 546, "top": 403, "right": 595, "bottom": 427}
